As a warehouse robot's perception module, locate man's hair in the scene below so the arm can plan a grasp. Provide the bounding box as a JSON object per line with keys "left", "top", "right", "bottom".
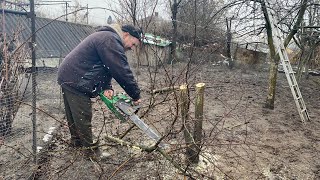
{"left": 121, "top": 25, "right": 143, "bottom": 41}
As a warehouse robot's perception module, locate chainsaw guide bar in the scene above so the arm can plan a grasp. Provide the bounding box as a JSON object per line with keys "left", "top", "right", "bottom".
{"left": 100, "top": 92, "right": 167, "bottom": 148}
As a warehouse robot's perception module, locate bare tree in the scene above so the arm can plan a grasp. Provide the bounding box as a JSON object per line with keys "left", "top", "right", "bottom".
{"left": 68, "top": 0, "right": 88, "bottom": 24}
{"left": 0, "top": 0, "right": 31, "bottom": 11}
{"left": 108, "top": 0, "right": 159, "bottom": 26}
{"left": 219, "top": 0, "right": 309, "bottom": 109}
{"left": 176, "top": 0, "right": 225, "bottom": 45}
{"left": 294, "top": 0, "right": 320, "bottom": 80}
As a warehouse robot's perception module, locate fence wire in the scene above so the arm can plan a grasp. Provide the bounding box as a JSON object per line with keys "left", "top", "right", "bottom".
{"left": 0, "top": 46, "right": 64, "bottom": 179}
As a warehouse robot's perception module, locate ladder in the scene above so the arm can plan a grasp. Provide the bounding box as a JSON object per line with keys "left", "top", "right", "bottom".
{"left": 266, "top": 4, "right": 310, "bottom": 123}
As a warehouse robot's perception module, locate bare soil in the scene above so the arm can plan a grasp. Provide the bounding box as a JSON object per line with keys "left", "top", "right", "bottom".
{"left": 2, "top": 63, "right": 320, "bottom": 180}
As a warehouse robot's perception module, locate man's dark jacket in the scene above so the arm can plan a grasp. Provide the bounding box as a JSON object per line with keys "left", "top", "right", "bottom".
{"left": 57, "top": 26, "right": 140, "bottom": 100}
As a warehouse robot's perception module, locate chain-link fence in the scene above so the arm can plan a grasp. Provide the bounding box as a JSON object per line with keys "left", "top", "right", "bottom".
{"left": 0, "top": 46, "right": 65, "bottom": 179}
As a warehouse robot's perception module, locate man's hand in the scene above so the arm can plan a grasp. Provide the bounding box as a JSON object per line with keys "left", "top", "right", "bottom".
{"left": 133, "top": 99, "right": 141, "bottom": 106}
{"left": 103, "top": 89, "right": 114, "bottom": 99}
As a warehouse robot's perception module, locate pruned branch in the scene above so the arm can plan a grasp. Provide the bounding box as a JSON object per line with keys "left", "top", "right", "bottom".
{"left": 104, "top": 134, "right": 194, "bottom": 178}
{"left": 152, "top": 86, "right": 180, "bottom": 94}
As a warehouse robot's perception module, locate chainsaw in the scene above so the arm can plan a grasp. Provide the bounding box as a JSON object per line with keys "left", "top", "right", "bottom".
{"left": 99, "top": 92, "right": 165, "bottom": 147}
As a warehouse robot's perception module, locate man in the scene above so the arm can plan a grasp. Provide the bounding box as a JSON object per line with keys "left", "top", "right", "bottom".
{"left": 57, "top": 24, "right": 142, "bottom": 159}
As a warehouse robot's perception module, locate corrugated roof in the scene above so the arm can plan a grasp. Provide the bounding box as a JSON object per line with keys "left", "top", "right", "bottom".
{"left": 0, "top": 9, "right": 95, "bottom": 58}
{"left": 143, "top": 33, "right": 171, "bottom": 47}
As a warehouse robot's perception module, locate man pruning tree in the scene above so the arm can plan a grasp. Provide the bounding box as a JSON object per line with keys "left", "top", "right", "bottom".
{"left": 57, "top": 24, "right": 142, "bottom": 160}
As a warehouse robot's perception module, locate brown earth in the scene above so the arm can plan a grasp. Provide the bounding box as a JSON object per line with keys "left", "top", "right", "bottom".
{"left": 2, "top": 62, "right": 320, "bottom": 179}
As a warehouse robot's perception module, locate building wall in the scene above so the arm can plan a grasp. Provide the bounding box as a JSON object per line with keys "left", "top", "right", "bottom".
{"left": 234, "top": 47, "right": 267, "bottom": 65}
{"left": 23, "top": 57, "right": 62, "bottom": 68}
{"left": 127, "top": 45, "right": 170, "bottom": 67}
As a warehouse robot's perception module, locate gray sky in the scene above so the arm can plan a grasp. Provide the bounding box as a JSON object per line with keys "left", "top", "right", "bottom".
{"left": 36, "top": 0, "right": 113, "bottom": 26}
{"left": 36, "top": 0, "right": 169, "bottom": 26}
{"left": 84, "top": 0, "right": 111, "bottom": 25}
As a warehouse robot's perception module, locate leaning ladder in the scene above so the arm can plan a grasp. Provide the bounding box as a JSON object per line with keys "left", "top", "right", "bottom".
{"left": 266, "top": 5, "right": 310, "bottom": 123}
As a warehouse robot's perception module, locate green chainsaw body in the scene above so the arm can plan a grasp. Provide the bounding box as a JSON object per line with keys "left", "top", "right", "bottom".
{"left": 100, "top": 91, "right": 167, "bottom": 148}
{"left": 99, "top": 92, "right": 135, "bottom": 123}
{"left": 100, "top": 92, "right": 140, "bottom": 122}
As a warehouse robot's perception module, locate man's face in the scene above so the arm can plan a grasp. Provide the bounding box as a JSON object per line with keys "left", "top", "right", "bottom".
{"left": 123, "top": 32, "right": 140, "bottom": 51}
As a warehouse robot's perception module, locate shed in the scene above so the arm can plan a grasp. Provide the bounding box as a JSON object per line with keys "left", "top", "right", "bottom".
{"left": 233, "top": 43, "right": 268, "bottom": 65}
{"left": 128, "top": 33, "right": 171, "bottom": 67}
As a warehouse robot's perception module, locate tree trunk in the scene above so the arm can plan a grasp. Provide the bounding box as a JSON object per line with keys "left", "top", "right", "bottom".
{"left": 265, "top": 62, "right": 278, "bottom": 109}
{"left": 169, "top": 0, "right": 179, "bottom": 64}
{"left": 226, "top": 18, "right": 232, "bottom": 58}
{"left": 261, "top": 0, "right": 277, "bottom": 109}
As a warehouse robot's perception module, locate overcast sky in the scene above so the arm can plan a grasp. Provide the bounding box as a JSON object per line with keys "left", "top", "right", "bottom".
{"left": 36, "top": 0, "right": 116, "bottom": 26}
{"left": 36, "top": 0, "right": 169, "bottom": 26}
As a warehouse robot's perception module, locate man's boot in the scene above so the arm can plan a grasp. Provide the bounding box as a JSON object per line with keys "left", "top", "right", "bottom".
{"left": 68, "top": 137, "right": 83, "bottom": 148}
{"left": 83, "top": 145, "right": 101, "bottom": 161}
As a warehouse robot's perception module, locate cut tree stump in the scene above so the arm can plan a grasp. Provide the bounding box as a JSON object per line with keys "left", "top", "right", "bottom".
{"left": 191, "top": 83, "right": 205, "bottom": 163}
{"left": 180, "top": 84, "right": 196, "bottom": 164}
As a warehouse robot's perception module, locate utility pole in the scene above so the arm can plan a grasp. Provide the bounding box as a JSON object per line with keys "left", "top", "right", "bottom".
{"left": 65, "top": 1, "right": 68, "bottom": 21}
{"left": 86, "top": 4, "right": 88, "bottom": 24}
{"left": 38, "top": 1, "right": 71, "bottom": 22}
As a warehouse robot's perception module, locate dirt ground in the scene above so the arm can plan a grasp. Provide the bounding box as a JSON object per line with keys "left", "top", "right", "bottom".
{"left": 2, "top": 62, "right": 320, "bottom": 179}
{"left": 0, "top": 68, "right": 64, "bottom": 180}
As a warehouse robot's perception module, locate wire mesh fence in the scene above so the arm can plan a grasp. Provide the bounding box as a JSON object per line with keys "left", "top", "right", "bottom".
{"left": 0, "top": 45, "right": 65, "bottom": 178}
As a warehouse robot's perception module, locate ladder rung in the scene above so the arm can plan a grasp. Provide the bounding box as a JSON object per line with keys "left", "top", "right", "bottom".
{"left": 289, "top": 73, "right": 296, "bottom": 76}
{"left": 301, "top": 108, "right": 307, "bottom": 113}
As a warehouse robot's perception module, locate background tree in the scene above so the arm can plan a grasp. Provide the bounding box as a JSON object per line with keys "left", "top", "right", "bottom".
{"left": 294, "top": 0, "right": 320, "bottom": 80}
{"left": 167, "top": 0, "right": 182, "bottom": 63}
{"left": 176, "top": 0, "right": 225, "bottom": 46}
{"left": 67, "top": 0, "right": 88, "bottom": 24}
{"left": 221, "top": 0, "right": 309, "bottom": 109}
{"left": 108, "top": 0, "right": 160, "bottom": 27}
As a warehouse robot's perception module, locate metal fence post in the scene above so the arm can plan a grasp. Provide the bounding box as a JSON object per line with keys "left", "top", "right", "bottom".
{"left": 30, "top": 0, "right": 37, "bottom": 164}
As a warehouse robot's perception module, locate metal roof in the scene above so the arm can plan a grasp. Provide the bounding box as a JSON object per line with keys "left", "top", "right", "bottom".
{"left": 143, "top": 33, "right": 171, "bottom": 47}
{"left": 0, "top": 9, "right": 95, "bottom": 58}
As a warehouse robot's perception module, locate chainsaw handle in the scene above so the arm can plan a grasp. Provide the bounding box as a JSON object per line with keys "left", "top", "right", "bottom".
{"left": 103, "top": 89, "right": 114, "bottom": 100}
{"left": 132, "top": 105, "right": 140, "bottom": 113}
{"left": 132, "top": 98, "right": 142, "bottom": 106}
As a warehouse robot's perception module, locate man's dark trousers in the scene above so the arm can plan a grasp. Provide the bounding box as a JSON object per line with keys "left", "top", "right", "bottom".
{"left": 62, "top": 88, "right": 94, "bottom": 147}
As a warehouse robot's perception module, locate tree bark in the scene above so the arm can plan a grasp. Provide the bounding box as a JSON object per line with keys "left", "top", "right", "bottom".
{"left": 169, "top": 0, "right": 180, "bottom": 64}
{"left": 190, "top": 83, "right": 205, "bottom": 164}
{"left": 152, "top": 86, "right": 180, "bottom": 94}
{"left": 180, "top": 84, "right": 196, "bottom": 164}
{"left": 261, "top": 0, "right": 277, "bottom": 109}
{"left": 226, "top": 18, "right": 232, "bottom": 59}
